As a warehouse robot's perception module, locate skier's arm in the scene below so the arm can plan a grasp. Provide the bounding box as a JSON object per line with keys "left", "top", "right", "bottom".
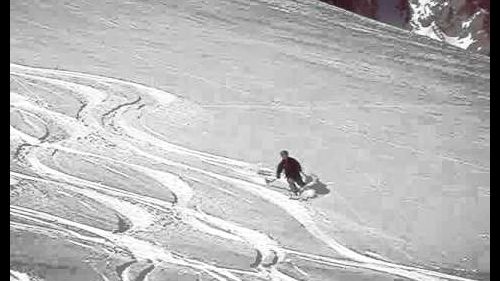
{"left": 291, "top": 158, "right": 302, "bottom": 172}
{"left": 276, "top": 161, "right": 284, "bottom": 179}
{"left": 294, "top": 159, "right": 305, "bottom": 176}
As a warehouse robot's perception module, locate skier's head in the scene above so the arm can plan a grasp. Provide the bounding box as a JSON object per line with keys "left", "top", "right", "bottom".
{"left": 280, "top": 150, "right": 289, "bottom": 159}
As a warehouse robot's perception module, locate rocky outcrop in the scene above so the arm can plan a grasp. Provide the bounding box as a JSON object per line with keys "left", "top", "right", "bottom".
{"left": 321, "top": 0, "right": 379, "bottom": 19}
{"left": 320, "top": 0, "right": 490, "bottom": 55}
{"left": 408, "top": 0, "right": 489, "bottom": 55}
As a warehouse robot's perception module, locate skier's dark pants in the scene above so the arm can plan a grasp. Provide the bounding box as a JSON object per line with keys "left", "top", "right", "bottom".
{"left": 287, "top": 174, "right": 305, "bottom": 194}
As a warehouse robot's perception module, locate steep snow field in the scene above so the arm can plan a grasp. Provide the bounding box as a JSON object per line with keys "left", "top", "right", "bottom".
{"left": 10, "top": 0, "right": 489, "bottom": 280}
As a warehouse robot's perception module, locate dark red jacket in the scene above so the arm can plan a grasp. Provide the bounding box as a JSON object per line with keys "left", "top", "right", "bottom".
{"left": 276, "top": 157, "right": 302, "bottom": 178}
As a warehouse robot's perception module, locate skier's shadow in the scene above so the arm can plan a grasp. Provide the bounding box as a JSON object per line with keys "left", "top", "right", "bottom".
{"left": 303, "top": 174, "right": 330, "bottom": 197}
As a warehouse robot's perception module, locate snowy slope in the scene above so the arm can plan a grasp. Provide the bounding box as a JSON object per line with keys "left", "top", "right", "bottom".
{"left": 10, "top": 0, "right": 489, "bottom": 280}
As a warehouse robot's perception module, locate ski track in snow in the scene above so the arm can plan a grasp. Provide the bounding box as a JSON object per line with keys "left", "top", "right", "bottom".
{"left": 10, "top": 63, "right": 476, "bottom": 281}
{"left": 10, "top": 270, "right": 32, "bottom": 281}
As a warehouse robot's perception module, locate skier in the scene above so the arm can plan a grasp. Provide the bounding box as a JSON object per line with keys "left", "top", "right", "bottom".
{"left": 276, "top": 150, "right": 306, "bottom": 195}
